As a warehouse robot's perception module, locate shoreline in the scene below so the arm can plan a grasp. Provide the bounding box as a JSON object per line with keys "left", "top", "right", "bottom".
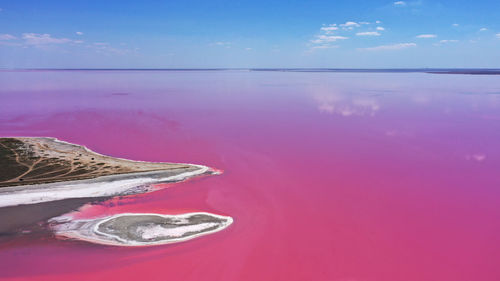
{"left": 0, "top": 164, "right": 211, "bottom": 208}
{"left": 0, "top": 137, "right": 219, "bottom": 207}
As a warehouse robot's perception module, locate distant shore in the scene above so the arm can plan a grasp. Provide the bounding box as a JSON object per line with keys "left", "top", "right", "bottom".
{"left": 1, "top": 68, "right": 500, "bottom": 75}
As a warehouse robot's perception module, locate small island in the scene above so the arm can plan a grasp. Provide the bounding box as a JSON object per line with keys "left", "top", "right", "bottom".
{"left": 51, "top": 212, "right": 233, "bottom": 246}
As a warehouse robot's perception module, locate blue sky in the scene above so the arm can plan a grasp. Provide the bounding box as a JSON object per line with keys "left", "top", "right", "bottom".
{"left": 0, "top": 0, "right": 499, "bottom": 68}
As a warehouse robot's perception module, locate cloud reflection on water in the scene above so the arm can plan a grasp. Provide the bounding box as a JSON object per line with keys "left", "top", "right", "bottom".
{"left": 313, "top": 91, "right": 380, "bottom": 117}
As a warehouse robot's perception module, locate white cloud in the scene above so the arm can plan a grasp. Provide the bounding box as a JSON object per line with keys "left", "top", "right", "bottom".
{"left": 416, "top": 34, "right": 437, "bottom": 38}
{"left": 339, "top": 21, "right": 360, "bottom": 30}
{"left": 311, "top": 35, "right": 348, "bottom": 44}
{"left": 8, "top": 33, "right": 128, "bottom": 54}
{"left": 496, "top": 33, "right": 500, "bottom": 39}
{"left": 311, "top": 45, "right": 338, "bottom": 50}
{"left": 341, "top": 21, "right": 360, "bottom": 27}
{"left": 0, "top": 34, "right": 16, "bottom": 40}
{"left": 76, "top": 31, "right": 83, "bottom": 35}
{"left": 22, "top": 33, "right": 74, "bottom": 45}
{"left": 452, "top": 23, "right": 459, "bottom": 27}
{"left": 310, "top": 20, "right": 372, "bottom": 48}
{"left": 375, "top": 20, "right": 381, "bottom": 24}
{"left": 439, "top": 39, "right": 458, "bottom": 43}
{"left": 212, "top": 41, "right": 231, "bottom": 47}
{"left": 394, "top": 0, "right": 423, "bottom": 7}
{"left": 356, "top": 31, "right": 381, "bottom": 36}
{"left": 318, "top": 20, "right": 371, "bottom": 34}
{"left": 245, "top": 47, "right": 252, "bottom": 51}
{"left": 358, "top": 42, "right": 416, "bottom": 51}
{"left": 320, "top": 25, "right": 338, "bottom": 33}
{"left": 376, "top": 27, "right": 385, "bottom": 31}
{"left": 479, "top": 28, "right": 487, "bottom": 32}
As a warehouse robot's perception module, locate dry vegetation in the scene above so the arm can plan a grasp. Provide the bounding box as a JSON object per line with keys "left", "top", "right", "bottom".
{"left": 0, "top": 137, "right": 191, "bottom": 187}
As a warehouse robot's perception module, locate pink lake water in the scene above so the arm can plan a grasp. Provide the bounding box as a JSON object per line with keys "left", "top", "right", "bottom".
{"left": 0, "top": 70, "right": 499, "bottom": 281}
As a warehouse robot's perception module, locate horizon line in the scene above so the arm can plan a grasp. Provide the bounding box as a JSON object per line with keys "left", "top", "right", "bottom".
{"left": 1, "top": 68, "right": 500, "bottom": 74}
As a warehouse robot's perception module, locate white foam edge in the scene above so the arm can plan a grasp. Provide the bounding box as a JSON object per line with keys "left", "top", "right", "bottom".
{"left": 0, "top": 164, "right": 209, "bottom": 208}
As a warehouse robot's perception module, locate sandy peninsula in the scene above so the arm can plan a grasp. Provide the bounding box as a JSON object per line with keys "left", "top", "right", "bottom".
{"left": 0, "top": 137, "right": 214, "bottom": 207}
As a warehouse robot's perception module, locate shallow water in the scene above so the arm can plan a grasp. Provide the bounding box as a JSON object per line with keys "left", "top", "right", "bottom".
{"left": 0, "top": 70, "right": 499, "bottom": 281}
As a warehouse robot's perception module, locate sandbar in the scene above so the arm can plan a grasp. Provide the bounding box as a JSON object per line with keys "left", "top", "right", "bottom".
{"left": 51, "top": 212, "right": 233, "bottom": 246}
